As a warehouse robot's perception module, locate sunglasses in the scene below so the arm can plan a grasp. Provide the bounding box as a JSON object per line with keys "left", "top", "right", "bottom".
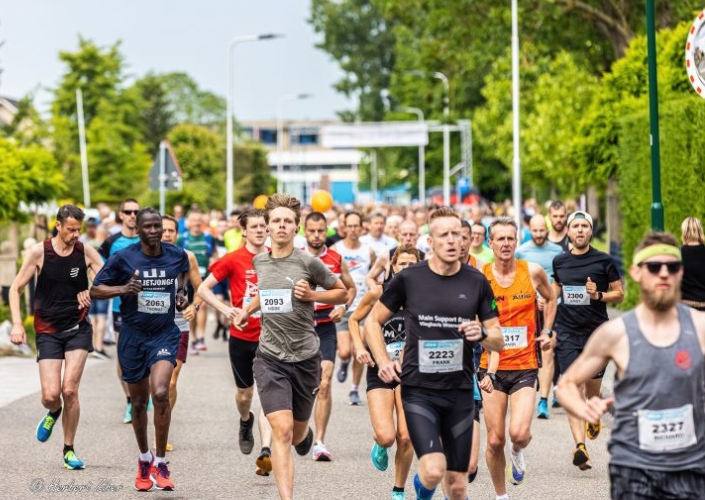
{"left": 639, "top": 261, "right": 683, "bottom": 275}
{"left": 122, "top": 210, "right": 139, "bottom": 215}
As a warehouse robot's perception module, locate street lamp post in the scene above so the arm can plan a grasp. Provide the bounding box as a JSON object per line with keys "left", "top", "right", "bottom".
{"left": 226, "top": 33, "right": 283, "bottom": 215}
{"left": 276, "top": 93, "right": 313, "bottom": 194}
{"left": 646, "top": 0, "right": 663, "bottom": 231}
{"left": 396, "top": 106, "right": 426, "bottom": 202}
{"left": 511, "top": 0, "right": 522, "bottom": 228}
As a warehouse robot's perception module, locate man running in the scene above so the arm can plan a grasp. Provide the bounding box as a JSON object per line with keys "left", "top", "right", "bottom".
{"left": 98, "top": 198, "right": 141, "bottom": 423}
{"left": 197, "top": 208, "right": 274, "bottom": 475}
{"left": 469, "top": 221, "right": 494, "bottom": 265}
{"left": 477, "top": 217, "right": 556, "bottom": 499}
{"left": 366, "top": 207, "right": 504, "bottom": 500}
{"left": 516, "top": 214, "right": 564, "bottom": 419}
{"left": 360, "top": 212, "right": 398, "bottom": 257}
{"left": 91, "top": 208, "right": 190, "bottom": 491}
{"left": 234, "top": 194, "right": 347, "bottom": 500}
{"left": 552, "top": 210, "right": 623, "bottom": 470}
{"left": 302, "top": 211, "right": 357, "bottom": 461}
{"left": 547, "top": 201, "right": 570, "bottom": 251}
{"left": 9, "top": 205, "right": 104, "bottom": 470}
{"left": 332, "top": 211, "right": 375, "bottom": 405}
{"left": 366, "top": 220, "right": 426, "bottom": 289}
{"left": 558, "top": 232, "right": 705, "bottom": 500}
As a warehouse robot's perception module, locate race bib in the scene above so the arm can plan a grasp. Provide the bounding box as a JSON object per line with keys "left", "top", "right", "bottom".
{"left": 137, "top": 291, "right": 171, "bottom": 314}
{"left": 638, "top": 404, "right": 697, "bottom": 451}
{"left": 259, "top": 289, "right": 293, "bottom": 314}
{"left": 243, "top": 294, "right": 261, "bottom": 318}
{"left": 563, "top": 286, "right": 590, "bottom": 306}
{"left": 386, "top": 341, "right": 405, "bottom": 361}
{"left": 501, "top": 326, "right": 528, "bottom": 349}
{"left": 418, "top": 339, "right": 463, "bottom": 373}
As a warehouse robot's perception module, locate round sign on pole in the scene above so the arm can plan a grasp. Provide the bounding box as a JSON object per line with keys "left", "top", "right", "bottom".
{"left": 686, "top": 8, "right": 705, "bottom": 98}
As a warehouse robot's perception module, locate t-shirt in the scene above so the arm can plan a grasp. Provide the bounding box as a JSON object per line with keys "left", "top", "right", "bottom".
{"left": 333, "top": 240, "right": 372, "bottom": 311}
{"left": 209, "top": 246, "right": 261, "bottom": 342}
{"left": 552, "top": 246, "right": 621, "bottom": 336}
{"left": 360, "top": 233, "right": 398, "bottom": 257}
{"left": 254, "top": 248, "right": 338, "bottom": 362}
{"left": 93, "top": 243, "right": 190, "bottom": 333}
{"left": 380, "top": 261, "right": 498, "bottom": 390}
{"left": 470, "top": 245, "right": 494, "bottom": 264}
{"left": 98, "top": 232, "right": 140, "bottom": 312}
{"left": 516, "top": 240, "right": 564, "bottom": 283}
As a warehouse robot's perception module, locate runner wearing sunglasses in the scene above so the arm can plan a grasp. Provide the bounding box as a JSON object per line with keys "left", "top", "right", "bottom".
{"left": 551, "top": 210, "right": 624, "bottom": 471}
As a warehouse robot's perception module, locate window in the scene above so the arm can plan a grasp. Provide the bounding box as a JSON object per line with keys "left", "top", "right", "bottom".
{"left": 260, "top": 129, "right": 278, "bottom": 145}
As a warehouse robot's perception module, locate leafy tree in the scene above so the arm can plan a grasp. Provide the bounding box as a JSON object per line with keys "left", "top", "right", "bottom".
{"left": 233, "top": 142, "right": 275, "bottom": 204}
{"left": 127, "top": 73, "right": 176, "bottom": 156}
{"left": 157, "top": 72, "right": 226, "bottom": 129}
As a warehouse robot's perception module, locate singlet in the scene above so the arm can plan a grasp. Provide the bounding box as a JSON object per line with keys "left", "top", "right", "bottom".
{"left": 179, "top": 232, "right": 213, "bottom": 278}
{"left": 549, "top": 232, "right": 570, "bottom": 252}
{"left": 333, "top": 240, "right": 372, "bottom": 311}
{"left": 360, "top": 233, "right": 397, "bottom": 257}
{"left": 479, "top": 260, "right": 539, "bottom": 371}
{"left": 209, "top": 246, "right": 261, "bottom": 342}
{"left": 34, "top": 240, "right": 89, "bottom": 334}
{"left": 303, "top": 246, "right": 342, "bottom": 325}
{"left": 609, "top": 305, "right": 705, "bottom": 471}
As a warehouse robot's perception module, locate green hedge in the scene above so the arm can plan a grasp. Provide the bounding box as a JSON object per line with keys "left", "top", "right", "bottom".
{"left": 618, "top": 96, "right": 705, "bottom": 308}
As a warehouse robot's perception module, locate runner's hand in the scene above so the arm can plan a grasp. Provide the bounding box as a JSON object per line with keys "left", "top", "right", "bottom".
{"left": 378, "top": 360, "right": 401, "bottom": 384}
{"left": 233, "top": 309, "right": 249, "bottom": 330}
{"left": 354, "top": 345, "right": 374, "bottom": 367}
{"left": 293, "top": 279, "right": 314, "bottom": 301}
{"left": 122, "top": 270, "right": 142, "bottom": 295}
{"left": 537, "top": 332, "right": 554, "bottom": 351}
{"left": 9, "top": 323, "right": 26, "bottom": 345}
{"left": 226, "top": 306, "right": 241, "bottom": 324}
{"left": 76, "top": 290, "right": 91, "bottom": 310}
{"left": 328, "top": 306, "right": 345, "bottom": 323}
{"left": 479, "top": 375, "right": 494, "bottom": 394}
{"left": 583, "top": 396, "right": 613, "bottom": 425}
{"left": 182, "top": 304, "right": 197, "bottom": 321}
{"left": 459, "top": 320, "right": 483, "bottom": 342}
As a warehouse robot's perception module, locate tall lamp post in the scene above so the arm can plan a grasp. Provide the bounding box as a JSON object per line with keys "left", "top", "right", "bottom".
{"left": 645, "top": 0, "right": 663, "bottom": 230}
{"left": 276, "top": 93, "right": 313, "bottom": 194}
{"left": 511, "top": 0, "right": 522, "bottom": 228}
{"left": 396, "top": 106, "right": 426, "bottom": 202}
{"left": 226, "top": 33, "right": 283, "bottom": 215}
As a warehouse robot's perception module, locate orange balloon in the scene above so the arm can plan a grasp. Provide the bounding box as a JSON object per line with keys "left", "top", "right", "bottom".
{"left": 253, "top": 195, "right": 268, "bottom": 209}
{"left": 311, "top": 190, "right": 333, "bottom": 213}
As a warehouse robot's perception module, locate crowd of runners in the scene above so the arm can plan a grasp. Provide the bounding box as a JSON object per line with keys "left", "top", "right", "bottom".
{"left": 8, "top": 195, "right": 705, "bottom": 500}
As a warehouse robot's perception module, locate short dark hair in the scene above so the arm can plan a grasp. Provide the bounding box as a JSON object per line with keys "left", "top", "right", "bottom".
{"left": 162, "top": 214, "right": 178, "bottom": 229}
{"left": 56, "top": 204, "right": 85, "bottom": 224}
{"left": 305, "top": 212, "right": 327, "bottom": 226}
{"left": 634, "top": 232, "right": 679, "bottom": 253}
{"left": 549, "top": 201, "right": 566, "bottom": 213}
{"left": 239, "top": 208, "right": 266, "bottom": 229}
{"left": 264, "top": 194, "right": 302, "bottom": 226}
{"left": 137, "top": 207, "right": 161, "bottom": 227}
{"left": 120, "top": 198, "right": 139, "bottom": 212}
{"left": 230, "top": 209, "right": 242, "bottom": 218}
{"left": 344, "top": 211, "right": 363, "bottom": 225}
{"left": 391, "top": 244, "right": 420, "bottom": 267}
{"left": 461, "top": 220, "right": 472, "bottom": 231}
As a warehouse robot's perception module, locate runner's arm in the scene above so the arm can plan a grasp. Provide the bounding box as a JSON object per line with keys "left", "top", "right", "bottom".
{"left": 8, "top": 243, "right": 43, "bottom": 342}
{"left": 301, "top": 278, "right": 347, "bottom": 305}
{"left": 339, "top": 259, "right": 357, "bottom": 310}
{"left": 186, "top": 251, "right": 203, "bottom": 308}
{"left": 348, "top": 287, "right": 382, "bottom": 366}
{"left": 479, "top": 316, "right": 504, "bottom": 353}
{"left": 531, "top": 263, "right": 557, "bottom": 331}
{"left": 84, "top": 244, "right": 105, "bottom": 282}
{"left": 600, "top": 278, "right": 625, "bottom": 304}
{"left": 197, "top": 274, "right": 232, "bottom": 316}
{"left": 366, "top": 299, "right": 395, "bottom": 370}
{"left": 365, "top": 252, "right": 388, "bottom": 290}
{"left": 175, "top": 270, "right": 190, "bottom": 311}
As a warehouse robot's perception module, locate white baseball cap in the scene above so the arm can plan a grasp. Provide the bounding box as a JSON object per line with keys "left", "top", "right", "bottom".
{"left": 567, "top": 210, "right": 593, "bottom": 228}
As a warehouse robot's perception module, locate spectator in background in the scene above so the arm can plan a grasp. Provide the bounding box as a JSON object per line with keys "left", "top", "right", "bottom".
{"left": 173, "top": 204, "right": 186, "bottom": 234}
{"left": 224, "top": 209, "right": 243, "bottom": 252}
{"left": 680, "top": 216, "right": 705, "bottom": 311}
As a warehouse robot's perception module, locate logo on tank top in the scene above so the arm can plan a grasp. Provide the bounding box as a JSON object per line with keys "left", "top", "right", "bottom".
{"left": 69, "top": 267, "right": 79, "bottom": 278}
{"left": 143, "top": 268, "right": 166, "bottom": 278}
{"left": 675, "top": 350, "right": 692, "bottom": 370}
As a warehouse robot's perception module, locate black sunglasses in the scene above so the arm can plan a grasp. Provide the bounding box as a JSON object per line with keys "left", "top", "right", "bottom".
{"left": 639, "top": 261, "right": 683, "bottom": 275}
{"left": 121, "top": 210, "right": 139, "bottom": 215}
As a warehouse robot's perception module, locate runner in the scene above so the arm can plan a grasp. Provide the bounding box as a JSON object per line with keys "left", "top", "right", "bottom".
{"left": 360, "top": 212, "right": 398, "bottom": 257}
{"left": 558, "top": 232, "right": 705, "bottom": 500}
{"left": 515, "top": 214, "right": 564, "bottom": 419}
{"left": 233, "top": 194, "right": 347, "bottom": 500}
{"left": 91, "top": 207, "right": 190, "bottom": 491}
{"left": 552, "top": 210, "right": 624, "bottom": 470}
{"left": 547, "top": 201, "right": 570, "bottom": 251}
{"left": 9, "top": 204, "right": 104, "bottom": 470}
{"left": 98, "top": 198, "right": 141, "bottom": 423}
{"left": 197, "top": 208, "right": 274, "bottom": 476}
{"left": 332, "top": 211, "right": 376, "bottom": 405}
{"left": 365, "top": 207, "right": 504, "bottom": 500}
{"left": 349, "top": 244, "right": 419, "bottom": 500}
{"left": 469, "top": 221, "right": 494, "bottom": 265}
{"left": 161, "top": 215, "right": 204, "bottom": 452}
{"left": 477, "top": 217, "right": 557, "bottom": 499}
{"left": 302, "top": 211, "right": 357, "bottom": 461}
{"left": 366, "top": 220, "right": 425, "bottom": 289}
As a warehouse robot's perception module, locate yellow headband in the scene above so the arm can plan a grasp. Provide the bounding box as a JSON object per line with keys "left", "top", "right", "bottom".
{"left": 633, "top": 244, "right": 682, "bottom": 265}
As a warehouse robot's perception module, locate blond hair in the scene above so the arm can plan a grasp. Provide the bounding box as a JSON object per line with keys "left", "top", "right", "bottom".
{"left": 681, "top": 217, "right": 705, "bottom": 245}
{"left": 264, "top": 194, "right": 302, "bottom": 226}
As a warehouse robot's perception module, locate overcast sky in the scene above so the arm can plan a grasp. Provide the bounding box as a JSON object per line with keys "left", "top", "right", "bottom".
{"left": 0, "top": 0, "right": 354, "bottom": 120}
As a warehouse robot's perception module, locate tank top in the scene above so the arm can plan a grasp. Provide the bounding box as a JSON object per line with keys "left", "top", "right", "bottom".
{"left": 609, "top": 305, "right": 705, "bottom": 471}
{"left": 479, "top": 260, "right": 539, "bottom": 371}
{"left": 34, "top": 240, "right": 89, "bottom": 334}
{"left": 334, "top": 241, "right": 371, "bottom": 311}
{"left": 304, "top": 246, "right": 342, "bottom": 324}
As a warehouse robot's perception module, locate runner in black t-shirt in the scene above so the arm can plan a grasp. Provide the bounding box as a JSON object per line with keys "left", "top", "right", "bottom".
{"left": 366, "top": 207, "right": 503, "bottom": 500}
{"left": 551, "top": 210, "right": 623, "bottom": 471}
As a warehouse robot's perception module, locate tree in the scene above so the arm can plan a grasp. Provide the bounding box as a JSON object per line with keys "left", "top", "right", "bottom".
{"left": 157, "top": 72, "right": 226, "bottom": 129}
{"left": 128, "top": 73, "right": 176, "bottom": 156}
{"left": 233, "top": 142, "right": 275, "bottom": 204}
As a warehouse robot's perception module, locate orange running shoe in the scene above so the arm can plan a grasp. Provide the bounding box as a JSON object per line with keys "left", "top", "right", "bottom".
{"left": 151, "top": 462, "right": 175, "bottom": 491}
{"left": 134, "top": 458, "right": 154, "bottom": 492}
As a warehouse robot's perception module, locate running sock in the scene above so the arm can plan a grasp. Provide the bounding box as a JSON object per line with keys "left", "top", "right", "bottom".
{"left": 392, "top": 486, "right": 404, "bottom": 493}
{"left": 154, "top": 456, "right": 166, "bottom": 466}
{"left": 511, "top": 446, "right": 521, "bottom": 457}
{"left": 350, "top": 385, "right": 359, "bottom": 392}
{"left": 261, "top": 446, "right": 271, "bottom": 454}
{"left": 63, "top": 444, "right": 74, "bottom": 455}
{"left": 540, "top": 397, "right": 547, "bottom": 404}
{"left": 139, "top": 451, "right": 153, "bottom": 463}
{"left": 576, "top": 442, "right": 585, "bottom": 448}
{"left": 496, "top": 495, "right": 509, "bottom": 500}
{"left": 126, "top": 397, "right": 132, "bottom": 405}
{"left": 49, "top": 407, "right": 62, "bottom": 419}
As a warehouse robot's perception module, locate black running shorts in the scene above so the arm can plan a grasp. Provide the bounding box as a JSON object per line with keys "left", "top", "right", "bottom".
{"left": 556, "top": 333, "right": 606, "bottom": 379}
{"left": 477, "top": 368, "right": 538, "bottom": 395}
{"left": 609, "top": 464, "right": 705, "bottom": 500}
{"left": 315, "top": 321, "right": 337, "bottom": 362}
{"left": 36, "top": 320, "right": 93, "bottom": 361}
{"left": 228, "top": 336, "right": 259, "bottom": 389}
{"left": 366, "top": 364, "right": 399, "bottom": 392}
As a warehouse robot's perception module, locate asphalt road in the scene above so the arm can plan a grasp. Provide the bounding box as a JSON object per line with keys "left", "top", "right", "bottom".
{"left": 1, "top": 324, "right": 615, "bottom": 500}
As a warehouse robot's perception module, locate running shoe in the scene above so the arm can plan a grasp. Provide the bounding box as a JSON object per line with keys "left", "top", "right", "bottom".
{"left": 573, "top": 443, "right": 592, "bottom": 471}
{"left": 134, "top": 458, "right": 154, "bottom": 492}
{"left": 147, "top": 397, "right": 153, "bottom": 412}
{"left": 91, "top": 349, "right": 110, "bottom": 360}
{"left": 413, "top": 473, "right": 436, "bottom": 500}
{"left": 312, "top": 443, "right": 332, "bottom": 462}
{"left": 537, "top": 399, "right": 549, "bottom": 419}
{"left": 36, "top": 410, "right": 59, "bottom": 442}
{"left": 552, "top": 392, "right": 561, "bottom": 408}
{"left": 507, "top": 449, "right": 526, "bottom": 485}
{"left": 255, "top": 447, "right": 272, "bottom": 475}
{"left": 336, "top": 360, "right": 350, "bottom": 383}
{"left": 586, "top": 419, "right": 601, "bottom": 440}
{"left": 239, "top": 411, "right": 255, "bottom": 454}
{"left": 123, "top": 402, "right": 133, "bottom": 424}
{"left": 370, "top": 442, "right": 389, "bottom": 471}
{"left": 189, "top": 342, "right": 200, "bottom": 356}
{"left": 391, "top": 491, "right": 405, "bottom": 500}
{"left": 151, "top": 462, "right": 174, "bottom": 491}
{"left": 468, "top": 469, "right": 478, "bottom": 483}
{"left": 195, "top": 338, "right": 207, "bottom": 351}
{"left": 294, "top": 427, "right": 314, "bottom": 456}
{"left": 63, "top": 450, "right": 85, "bottom": 470}
{"left": 349, "top": 389, "right": 362, "bottom": 406}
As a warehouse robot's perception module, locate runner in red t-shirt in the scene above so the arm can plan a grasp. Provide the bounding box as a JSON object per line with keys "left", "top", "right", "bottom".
{"left": 197, "top": 208, "right": 274, "bottom": 476}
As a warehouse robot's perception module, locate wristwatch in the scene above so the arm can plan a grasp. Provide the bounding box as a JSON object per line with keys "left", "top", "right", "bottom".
{"left": 193, "top": 303, "right": 201, "bottom": 312}
{"left": 597, "top": 291, "right": 604, "bottom": 302}
{"left": 480, "top": 328, "right": 488, "bottom": 341}
{"left": 541, "top": 328, "right": 553, "bottom": 338}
